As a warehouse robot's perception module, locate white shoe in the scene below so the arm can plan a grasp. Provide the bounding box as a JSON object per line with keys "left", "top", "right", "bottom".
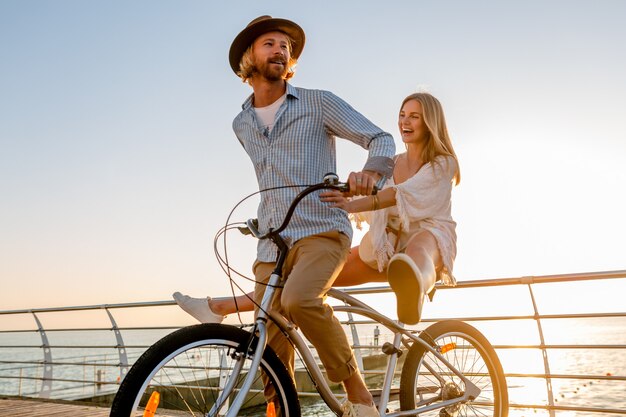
{"left": 387, "top": 253, "right": 434, "bottom": 325}
{"left": 341, "top": 399, "right": 379, "bottom": 417}
{"left": 172, "top": 292, "right": 224, "bottom": 324}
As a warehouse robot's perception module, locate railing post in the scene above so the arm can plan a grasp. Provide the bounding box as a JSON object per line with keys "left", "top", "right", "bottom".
{"left": 104, "top": 307, "right": 129, "bottom": 382}
{"left": 83, "top": 356, "right": 87, "bottom": 394}
{"left": 31, "top": 312, "right": 52, "bottom": 398}
{"left": 526, "top": 281, "right": 556, "bottom": 417}
{"left": 346, "top": 310, "right": 364, "bottom": 372}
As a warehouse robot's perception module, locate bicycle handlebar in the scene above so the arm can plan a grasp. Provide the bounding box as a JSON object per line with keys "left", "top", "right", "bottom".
{"left": 242, "top": 173, "right": 383, "bottom": 241}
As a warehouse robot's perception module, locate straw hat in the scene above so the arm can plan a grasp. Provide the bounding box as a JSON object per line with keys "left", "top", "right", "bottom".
{"left": 228, "top": 15, "right": 305, "bottom": 74}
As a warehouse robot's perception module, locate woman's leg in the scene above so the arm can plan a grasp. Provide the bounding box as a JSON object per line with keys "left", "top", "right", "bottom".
{"left": 403, "top": 230, "right": 442, "bottom": 283}
{"left": 176, "top": 245, "right": 385, "bottom": 320}
{"left": 334, "top": 245, "right": 387, "bottom": 286}
{"left": 209, "top": 293, "right": 255, "bottom": 316}
{"left": 388, "top": 230, "right": 442, "bottom": 324}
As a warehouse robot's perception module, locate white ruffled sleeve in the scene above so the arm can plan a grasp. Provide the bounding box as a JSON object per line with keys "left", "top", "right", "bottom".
{"left": 393, "top": 156, "right": 457, "bottom": 230}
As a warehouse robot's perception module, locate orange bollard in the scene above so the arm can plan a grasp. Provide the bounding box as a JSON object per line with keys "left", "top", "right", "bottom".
{"left": 143, "top": 391, "right": 160, "bottom": 417}
{"left": 266, "top": 401, "right": 276, "bottom": 417}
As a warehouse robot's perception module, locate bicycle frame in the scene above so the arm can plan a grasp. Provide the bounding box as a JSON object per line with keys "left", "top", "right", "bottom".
{"left": 217, "top": 280, "right": 481, "bottom": 417}
{"left": 215, "top": 176, "right": 481, "bottom": 417}
{"left": 329, "top": 289, "right": 482, "bottom": 417}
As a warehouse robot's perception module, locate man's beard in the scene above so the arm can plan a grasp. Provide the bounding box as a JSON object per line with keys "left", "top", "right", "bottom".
{"left": 253, "top": 57, "right": 288, "bottom": 81}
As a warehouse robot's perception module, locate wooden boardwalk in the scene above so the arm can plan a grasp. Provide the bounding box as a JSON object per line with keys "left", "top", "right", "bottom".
{"left": 0, "top": 397, "right": 110, "bottom": 416}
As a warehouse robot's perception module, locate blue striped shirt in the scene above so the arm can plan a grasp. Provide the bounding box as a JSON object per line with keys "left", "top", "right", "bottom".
{"left": 233, "top": 83, "right": 395, "bottom": 262}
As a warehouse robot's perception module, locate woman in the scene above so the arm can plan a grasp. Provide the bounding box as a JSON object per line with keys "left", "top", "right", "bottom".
{"left": 175, "top": 92, "right": 460, "bottom": 325}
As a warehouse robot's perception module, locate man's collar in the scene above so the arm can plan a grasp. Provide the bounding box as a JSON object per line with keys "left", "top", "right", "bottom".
{"left": 241, "top": 83, "right": 299, "bottom": 110}
{"left": 241, "top": 94, "right": 254, "bottom": 110}
{"left": 285, "top": 83, "right": 299, "bottom": 100}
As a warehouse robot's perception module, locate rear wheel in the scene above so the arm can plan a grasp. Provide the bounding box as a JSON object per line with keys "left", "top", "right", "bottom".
{"left": 399, "top": 320, "right": 508, "bottom": 416}
{"left": 110, "top": 324, "right": 300, "bottom": 417}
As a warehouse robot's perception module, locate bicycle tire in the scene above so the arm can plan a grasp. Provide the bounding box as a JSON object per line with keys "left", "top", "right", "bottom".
{"left": 110, "top": 323, "right": 300, "bottom": 417}
{"left": 399, "top": 320, "right": 508, "bottom": 417}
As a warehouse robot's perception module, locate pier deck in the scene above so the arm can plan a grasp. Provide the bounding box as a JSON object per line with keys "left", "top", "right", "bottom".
{"left": 0, "top": 397, "right": 110, "bottom": 416}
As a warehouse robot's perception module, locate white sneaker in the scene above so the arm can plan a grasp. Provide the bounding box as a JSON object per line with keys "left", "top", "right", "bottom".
{"left": 387, "top": 253, "right": 431, "bottom": 325}
{"left": 341, "top": 399, "right": 379, "bottom": 417}
{"left": 172, "top": 292, "right": 224, "bottom": 324}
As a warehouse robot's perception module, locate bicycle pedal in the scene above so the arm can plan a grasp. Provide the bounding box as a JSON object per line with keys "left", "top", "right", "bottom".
{"left": 381, "top": 342, "right": 402, "bottom": 357}
{"left": 439, "top": 404, "right": 461, "bottom": 417}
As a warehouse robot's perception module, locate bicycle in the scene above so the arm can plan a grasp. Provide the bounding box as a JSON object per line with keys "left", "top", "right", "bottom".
{"left": 110, "top": 174, "right": 509, "bottom": 417}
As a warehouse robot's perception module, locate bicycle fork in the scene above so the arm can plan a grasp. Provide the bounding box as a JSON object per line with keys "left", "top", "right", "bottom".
{"left": 377, "top": 327, "right": 481, "bottom": 417}
{"left": 209, "top": 272, "right": 280, "bottom": 417}
{"left": 407, "top": 337, "right": 482, "bottom": 415}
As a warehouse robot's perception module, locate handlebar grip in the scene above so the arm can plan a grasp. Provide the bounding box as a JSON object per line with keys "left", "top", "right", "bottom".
{"left": 335, "top": 184, "right": 379, "bottom": 194}
{"left": 339, "top": 175, "right": 386, "bottom": 195}
{"left": 372, "top": 175, "right": 387, "bottom": 195}
{"left": 338, "top": 183, "right": 350, "bottom": 193}
{"left": 238, "top": 226, "right": 252, "bottom": 236}
{"left": 245, "top": 218, "right": 263, "bottom": 238}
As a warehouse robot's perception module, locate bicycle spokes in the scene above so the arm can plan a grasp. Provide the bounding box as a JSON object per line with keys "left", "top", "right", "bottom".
{"left": 400, "top": 321, "right": 508, "bottom": 416}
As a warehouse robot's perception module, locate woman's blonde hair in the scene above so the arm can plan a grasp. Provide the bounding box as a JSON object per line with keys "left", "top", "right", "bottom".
{"left": 237, "top": 35, "right": 298, "bottom": 83}
{"left": 401, "top": 93, "right": 460, "bottom": 185}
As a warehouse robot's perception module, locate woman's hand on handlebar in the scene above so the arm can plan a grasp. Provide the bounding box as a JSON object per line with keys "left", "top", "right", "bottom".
{"left": 320, "top": 171, "right": 381, "bottom": 212}
{"left": 319, "top": 189, "right": 351, "bottom": 211}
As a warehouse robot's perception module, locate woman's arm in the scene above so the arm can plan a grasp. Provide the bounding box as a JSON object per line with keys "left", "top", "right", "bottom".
{"left": 320, "top": 187, "right": 397, "bottom": 213}
{"left": 320, "top": 156, "right": 457, "bottom": 215}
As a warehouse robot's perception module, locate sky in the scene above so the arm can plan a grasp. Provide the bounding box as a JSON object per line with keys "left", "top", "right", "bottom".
{"left": 1, "top": 0, "right": 625, "bottom": 317}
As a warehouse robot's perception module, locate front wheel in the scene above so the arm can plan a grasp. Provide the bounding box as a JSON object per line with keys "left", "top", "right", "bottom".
{"left": 110, "top": 324, "right": 300, "bottom": 417}
{"left": 399, "top": 320, "right": 508, "bottom": 417}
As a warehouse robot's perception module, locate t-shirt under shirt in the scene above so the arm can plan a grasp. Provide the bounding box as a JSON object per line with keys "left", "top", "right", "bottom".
{"left": 254, "top": 93, "right": 287, "bottom": 135}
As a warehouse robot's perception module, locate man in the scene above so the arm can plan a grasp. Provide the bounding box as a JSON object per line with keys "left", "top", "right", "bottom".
{"left": 229, "top": 15, "right": 395, "bottom": 417}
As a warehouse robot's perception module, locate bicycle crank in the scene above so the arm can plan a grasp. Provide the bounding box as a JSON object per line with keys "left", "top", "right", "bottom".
{"left": 439, "top": 382, "right": 462, "bottom": 417}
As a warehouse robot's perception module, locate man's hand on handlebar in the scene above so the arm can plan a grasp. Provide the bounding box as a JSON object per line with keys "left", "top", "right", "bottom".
{"left": 346, "top": 170, "right": 380, "bottom": 197}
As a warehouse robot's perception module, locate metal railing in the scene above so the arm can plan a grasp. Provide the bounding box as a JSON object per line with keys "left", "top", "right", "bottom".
{"left": 1, "top": 270, "right": 625, "bottom": 416}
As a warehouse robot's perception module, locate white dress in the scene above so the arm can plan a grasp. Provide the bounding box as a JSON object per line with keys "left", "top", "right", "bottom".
{"left": 358, "top": 155, "right": 458, "bottom": 286}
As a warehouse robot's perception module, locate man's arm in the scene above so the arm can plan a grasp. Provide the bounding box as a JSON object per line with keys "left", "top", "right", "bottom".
{"left": 321, "top": 90, "right": 395, "bottom": 195}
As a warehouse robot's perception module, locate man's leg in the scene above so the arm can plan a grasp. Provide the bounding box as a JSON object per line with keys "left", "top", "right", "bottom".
{"left": 280, "top": 231, "right": 374, "bottom": 409}
{"left": 280, "top": 231, "right": 355, "bottom": 380}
